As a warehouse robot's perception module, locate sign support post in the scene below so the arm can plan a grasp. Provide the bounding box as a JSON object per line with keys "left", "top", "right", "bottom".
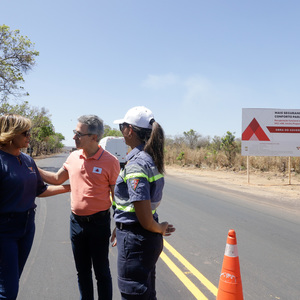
{"left": 288, "top": 156, "right": 291, "bottom": 185}
{"left": 247, "top": 156, "right": 250, "bottom": 184}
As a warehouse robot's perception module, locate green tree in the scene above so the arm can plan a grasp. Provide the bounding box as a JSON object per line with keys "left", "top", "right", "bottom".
{"left": 45, "top": 133, "right": 65, "bottom": 154}
{"left": 30, "top": 108, "right": 54, "bottom": 156}
{"left": 221, "top": 131, "right": 238, "bottom": 167}
{"left": 0, "top": 25, "right": 39, "bottom": 102}
{"left": 103, "top": 124, "right": 122, "bottom": 137}
{"left": 53, "top": 132, "right": 65, "bottom": 151}
{"left": 210, "top": 135, "right": 222, "bottom": 152}
{"left": 183, "top": 129, "right": 200, "bottom": 149}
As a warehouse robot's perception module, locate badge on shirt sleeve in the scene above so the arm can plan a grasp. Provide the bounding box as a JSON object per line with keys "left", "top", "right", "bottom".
{"left": 130, "top": 179, "right": 140, "bottom": 191}
{"left": 93, "top": 167, "right": 102, "bottom": 174}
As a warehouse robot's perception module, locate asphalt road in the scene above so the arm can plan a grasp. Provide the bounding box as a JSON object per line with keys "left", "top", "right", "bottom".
{"left": 18, "top": 153, "right": 300, "bottom": 299}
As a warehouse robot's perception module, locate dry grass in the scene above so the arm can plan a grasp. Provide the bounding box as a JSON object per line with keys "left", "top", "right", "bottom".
{"left": 165, "top": 145, "right": 300, "bottom": 175}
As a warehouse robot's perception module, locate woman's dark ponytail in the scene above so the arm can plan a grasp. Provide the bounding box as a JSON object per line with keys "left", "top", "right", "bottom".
{"left": 131, "top": 119, "right": 165, "bottom": 174}
{"left": 144, "top": 121, "right": 165, "bottom": 174}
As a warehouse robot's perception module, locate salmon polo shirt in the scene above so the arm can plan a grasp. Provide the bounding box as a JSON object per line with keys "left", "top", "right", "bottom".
{"left": 63, "top": 146, "right": 120, "bottom": 216}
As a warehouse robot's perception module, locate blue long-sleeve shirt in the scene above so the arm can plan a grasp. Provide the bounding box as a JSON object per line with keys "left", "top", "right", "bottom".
{"left": 0, "top": 150, "right": 47, "bottom": 213}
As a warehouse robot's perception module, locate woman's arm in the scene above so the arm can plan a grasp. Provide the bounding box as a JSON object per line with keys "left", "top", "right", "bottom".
{"left": 38, "top": 167, "right": 69, "bottom": 185}
{"left": 38, "top": 184, "right": 71, "bottom": 197}
{"left": 134, "top": 200, "right": 175, "bottom": 236}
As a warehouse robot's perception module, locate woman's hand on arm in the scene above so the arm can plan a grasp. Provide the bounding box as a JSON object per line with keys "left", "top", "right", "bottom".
{"left": 134, "top": 200, "right": 176, "bottom": 236}
{"left": 38, "top": 167, "right": 69, "bottom": 185}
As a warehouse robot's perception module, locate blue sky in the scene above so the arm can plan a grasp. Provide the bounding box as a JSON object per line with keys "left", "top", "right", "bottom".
{"left": 1, "top": 1, "right": 300, "bottom": 146}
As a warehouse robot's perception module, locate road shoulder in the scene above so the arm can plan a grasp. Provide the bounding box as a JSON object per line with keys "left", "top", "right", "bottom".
{"left": 165, "top": 165, "right": 300, "bottom": 214}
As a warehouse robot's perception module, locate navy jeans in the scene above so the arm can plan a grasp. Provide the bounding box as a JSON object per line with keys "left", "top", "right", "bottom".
{"left": 70, "top": 211, "right": 112, "bottom": 300}
{"left": 0, "top": 209, "right": 35, "bottom": 300}
{"left": 116, "top": 226, "right": 163, "bottom": 300}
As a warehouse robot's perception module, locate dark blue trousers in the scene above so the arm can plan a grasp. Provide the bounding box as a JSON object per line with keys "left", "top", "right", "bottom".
{"left": 0, "top": 209, "right": 35, "bottom": 300}
{"left": 116, "top": 226, "right": 163, "bottom": 300}
{"left": 70, "top": 211, "right": 112, "bottom": 300}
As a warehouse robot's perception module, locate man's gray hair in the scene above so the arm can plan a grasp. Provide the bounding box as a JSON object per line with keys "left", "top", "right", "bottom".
{"left": 78, "top": 115, "right": 104, "bottom": 142}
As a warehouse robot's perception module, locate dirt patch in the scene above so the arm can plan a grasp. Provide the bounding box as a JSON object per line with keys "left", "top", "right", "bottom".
{"left": 165, "top": 165, "right": 300, "bottom": 213}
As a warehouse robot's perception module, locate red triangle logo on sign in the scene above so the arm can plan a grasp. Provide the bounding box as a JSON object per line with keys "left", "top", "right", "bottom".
{"left": 242, "top": 118, "right": 270, "bottom": 141}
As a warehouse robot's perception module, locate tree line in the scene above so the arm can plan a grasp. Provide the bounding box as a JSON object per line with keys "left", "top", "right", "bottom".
{"left": 163, "top": 128, "right": 300, "bottom": 175}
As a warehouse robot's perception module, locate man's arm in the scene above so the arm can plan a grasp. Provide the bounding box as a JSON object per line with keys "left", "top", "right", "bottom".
{"left": 38, "top": 167, "right": 69, "bottom": 185}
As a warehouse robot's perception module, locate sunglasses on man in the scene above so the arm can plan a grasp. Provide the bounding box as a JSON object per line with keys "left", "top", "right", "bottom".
{"left": 73, "top": 130, "right": 91, "bottom": 138}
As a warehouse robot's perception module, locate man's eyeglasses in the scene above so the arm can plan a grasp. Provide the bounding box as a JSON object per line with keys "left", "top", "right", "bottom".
{"left": 119, "top": 123, "right": 129, "bottom": 132}
{"left": 73, "top": 130, "right": 91, "bottom": 138}
{"left": 21, "top": 130, "right": 31, "bottom": 137}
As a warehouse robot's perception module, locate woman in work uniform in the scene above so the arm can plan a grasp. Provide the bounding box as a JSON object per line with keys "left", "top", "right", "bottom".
{"left": 111, "top": 106, "right": 175, "bottom": 300}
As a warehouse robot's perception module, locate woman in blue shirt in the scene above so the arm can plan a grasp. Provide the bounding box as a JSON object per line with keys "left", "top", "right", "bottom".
{"left": 0, "top": 114, "right": 70, "bottom": 300}
{"left": 111, "top": 106, "right": 175, "bottom": 300}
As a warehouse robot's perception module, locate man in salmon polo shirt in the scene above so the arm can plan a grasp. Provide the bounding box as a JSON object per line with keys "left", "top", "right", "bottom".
{"left": 39, "top": 115, "right": 120, "bottom": 300}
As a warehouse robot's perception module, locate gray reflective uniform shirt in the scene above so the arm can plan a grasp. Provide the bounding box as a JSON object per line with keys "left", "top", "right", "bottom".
{"left": 113, "top": 144, "right": 164, "bottom": 224}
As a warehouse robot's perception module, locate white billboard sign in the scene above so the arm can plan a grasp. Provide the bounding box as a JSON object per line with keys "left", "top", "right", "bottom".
{"left": 241, "top": 108, "right": 300, "bottom": 156}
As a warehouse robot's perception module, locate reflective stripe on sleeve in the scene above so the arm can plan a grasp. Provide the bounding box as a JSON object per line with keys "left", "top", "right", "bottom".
{"left": 124, "top": 172, "right": 164, "bottom": 183}
{"left": 112, "top": 200, "right": 156, "bottom": 214}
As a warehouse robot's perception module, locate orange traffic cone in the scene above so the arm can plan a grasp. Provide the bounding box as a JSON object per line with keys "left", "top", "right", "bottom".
{"left": 217, "top": 229, "right": 243, "bottom": 300}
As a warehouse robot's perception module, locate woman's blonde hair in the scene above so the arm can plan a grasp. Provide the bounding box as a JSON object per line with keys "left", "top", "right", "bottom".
{"left": 0, "top": 114, "right": 32, "bottom": 146}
